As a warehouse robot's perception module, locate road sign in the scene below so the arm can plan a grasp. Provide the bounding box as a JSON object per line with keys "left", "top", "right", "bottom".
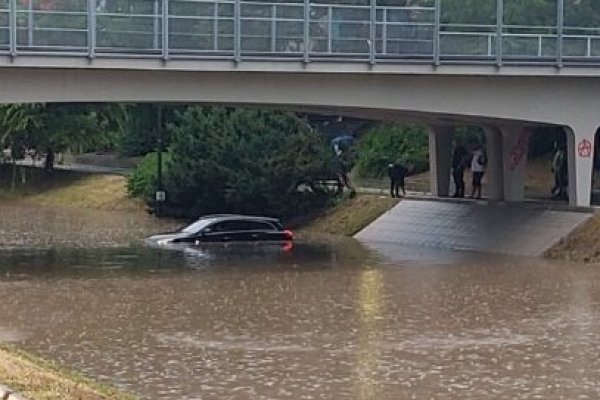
{"left": 578, "top": 139, "right": 592, "bottom": 158}
{"left": 155, "top": 190, "right": 166, "bottom": 202}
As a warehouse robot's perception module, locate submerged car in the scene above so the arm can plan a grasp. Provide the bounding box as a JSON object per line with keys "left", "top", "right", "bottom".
{"left": 146, "top": 214, "right": 294, "bottom": 247}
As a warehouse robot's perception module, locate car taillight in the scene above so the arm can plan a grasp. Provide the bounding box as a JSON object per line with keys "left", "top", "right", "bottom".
{"left": 283, "top": 230, "right": 294, "bottom": 240}
{"left": 282, "top": 241, "right": 294, "bottom": 253}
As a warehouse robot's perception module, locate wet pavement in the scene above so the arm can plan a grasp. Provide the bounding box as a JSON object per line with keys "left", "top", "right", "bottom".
{"left": 1, "top": 205, "right": 600, "bottom": 399}
{"left": 356, "top": 200, "right": 592, "bottom": 256}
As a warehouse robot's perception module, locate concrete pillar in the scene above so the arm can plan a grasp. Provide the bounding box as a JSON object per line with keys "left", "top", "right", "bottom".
{"left": 427, "top": 125, "right": 453, "bottom": 197}
{"left": 499, "top": 125, "right": 530, "bottom": 202}
{"left": 483, "top": 126, "right": 504, "bottom": 201}
{"left": 566, "top": 123, "right": 596, "bottom": 207}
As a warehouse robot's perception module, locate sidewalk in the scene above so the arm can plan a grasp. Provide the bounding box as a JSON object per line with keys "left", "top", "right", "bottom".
{"left": 14, "top": 159, "right": 131, "bottom": 176}
{"left": 355, "top": 199, "right": 592, "bottom": 257}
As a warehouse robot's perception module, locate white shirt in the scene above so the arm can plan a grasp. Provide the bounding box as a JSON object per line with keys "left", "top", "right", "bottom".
{"left": 471, "top": 149, "right": 485, "bottom": 173}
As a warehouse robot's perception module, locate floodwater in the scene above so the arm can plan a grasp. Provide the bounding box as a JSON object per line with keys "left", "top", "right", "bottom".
{"left": 1, "top": 205, "right": 600, "bottom": 399}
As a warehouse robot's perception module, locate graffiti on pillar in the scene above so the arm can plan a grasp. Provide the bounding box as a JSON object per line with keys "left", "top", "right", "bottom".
{"left": 578, "top": 139, "right": 592, "bottom": 158}
{"left": 509, "top": 130, "right": 530, "bottom": 170}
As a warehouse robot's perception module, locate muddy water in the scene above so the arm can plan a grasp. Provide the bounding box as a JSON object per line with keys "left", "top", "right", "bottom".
{"left": 1, "top": 205, "right": 600, "bottom": 399}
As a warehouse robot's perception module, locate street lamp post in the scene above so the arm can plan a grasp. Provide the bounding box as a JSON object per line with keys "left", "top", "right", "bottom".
{"left": 155, "top": 104, "right": 166, "bottom": 217}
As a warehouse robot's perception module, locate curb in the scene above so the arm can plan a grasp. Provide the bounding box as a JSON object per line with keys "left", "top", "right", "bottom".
{"left": 0, "top": 385, "right": 27, "bottom": 400}
{"left": 356, "top": 187, "right": 598, "bottom": 214}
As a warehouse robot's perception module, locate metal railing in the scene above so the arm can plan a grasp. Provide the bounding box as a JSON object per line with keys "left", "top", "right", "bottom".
{"left": 0, "top": 0, "right": 599, "bottom": 66}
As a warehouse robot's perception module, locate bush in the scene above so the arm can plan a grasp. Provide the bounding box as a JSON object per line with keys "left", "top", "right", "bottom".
{"left": 127, "top": 152, "right": 170, "bottom": 198}
{"left": 355, "top": 123, "right": 429, "bottom": 178}
{"left": 159, "top": 107, "right": 336, "bottom": 219}
{"left": 117, "top": 104, "right": 184, "bottom": 157}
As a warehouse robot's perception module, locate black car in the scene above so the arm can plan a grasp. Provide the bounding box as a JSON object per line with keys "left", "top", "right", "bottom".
{"left": 146, "top": 214, "right": 293, "bottom": 247}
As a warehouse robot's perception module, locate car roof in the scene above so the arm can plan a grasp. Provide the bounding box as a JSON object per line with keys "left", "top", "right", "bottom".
{"left": 196, "top": 214, "right": 280, "bottom": 223}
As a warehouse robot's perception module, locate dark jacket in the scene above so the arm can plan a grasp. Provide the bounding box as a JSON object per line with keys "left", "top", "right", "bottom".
{"left": 452, "top": 146, "right": 469, "bottom": 170}
{"left": 388, "top": 163, "right": 407, "bottom": 181}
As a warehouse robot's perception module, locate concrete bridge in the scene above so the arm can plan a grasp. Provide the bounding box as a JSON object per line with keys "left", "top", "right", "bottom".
{"left": 0, "top": 0, "right": 598, "bottom": 206}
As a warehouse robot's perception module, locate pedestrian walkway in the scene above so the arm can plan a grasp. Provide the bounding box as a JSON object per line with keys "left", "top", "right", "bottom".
{"left": 15, "top": 159, "right": 131, "bottom": 175}
{"left": 355, "top": 199, "right": 592, "bottom": 256}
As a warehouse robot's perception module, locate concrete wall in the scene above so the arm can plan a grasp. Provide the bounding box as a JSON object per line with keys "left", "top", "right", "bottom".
{"left": 0, "top": 63, "right": 599, "bottom": 130}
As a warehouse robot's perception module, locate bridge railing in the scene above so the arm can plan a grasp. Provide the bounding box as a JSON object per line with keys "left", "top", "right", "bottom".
{"left": 0, "top": 0, "right": 599, "bottom": 66}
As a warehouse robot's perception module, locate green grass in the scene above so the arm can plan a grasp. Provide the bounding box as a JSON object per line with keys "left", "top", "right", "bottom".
{"left": 0, "top": 343, "right": 137, "bottom": 400}
{"left": 0, "top": 165, "right": 142, "bottom": 211}
{"left": 299, "top": 194, "right": 399, "bottom": 236}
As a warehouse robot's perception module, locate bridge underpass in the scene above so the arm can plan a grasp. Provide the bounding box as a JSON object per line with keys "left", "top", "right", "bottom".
{"left": 0, "top": 0, "right": 598, "bottom": 208}
{"left": 0, "top": 66, "right": 598, "bottom": 208}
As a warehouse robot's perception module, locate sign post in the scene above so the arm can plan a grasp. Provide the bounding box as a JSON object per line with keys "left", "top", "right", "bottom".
{"left": 155, "top": 105, "right": 165, "bottom": 216}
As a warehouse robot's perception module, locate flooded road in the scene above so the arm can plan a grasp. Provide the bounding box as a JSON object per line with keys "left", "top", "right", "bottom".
{"left": 1, "top": 205, "right": 600, "bottom": 399}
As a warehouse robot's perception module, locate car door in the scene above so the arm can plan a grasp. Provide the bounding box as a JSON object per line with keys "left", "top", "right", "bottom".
{"left": 234, "top": 220, "right": 280, "bottom": 242}
{"left": 211, "top": 220, "right": 273, "bottom": 242}
{"left": 221, "top": 220, "right": 266, "bottom": 242}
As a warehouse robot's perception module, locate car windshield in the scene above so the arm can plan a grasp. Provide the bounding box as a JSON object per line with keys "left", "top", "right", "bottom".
{"left": 180, "top": 218, "right": 216, "bottom": 234}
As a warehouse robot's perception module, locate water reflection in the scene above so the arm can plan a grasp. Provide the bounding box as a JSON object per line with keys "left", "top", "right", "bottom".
{"left": 2, "top": 205, "right": 600, "bottom": 399}
{"left": 0, "top": 203, "right": 179, "bottom": 250}
{"left": 355, "top": 268, "right": 384, "bottom": 399}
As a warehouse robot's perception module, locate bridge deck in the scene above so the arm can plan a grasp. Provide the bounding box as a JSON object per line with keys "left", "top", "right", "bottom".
{"left": 0, "top": 1, "right": 599, "bottom": 67}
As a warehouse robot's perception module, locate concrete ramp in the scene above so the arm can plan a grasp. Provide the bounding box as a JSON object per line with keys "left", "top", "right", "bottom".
{"left": 355, "top": 200, "right": 592, "bottom": 257}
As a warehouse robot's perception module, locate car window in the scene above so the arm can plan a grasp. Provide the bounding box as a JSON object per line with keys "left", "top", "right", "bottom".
{"left": 180, "top": 218, "right": 216, "bottom": 234}
{"left": 208, "top": 220, "right": 276, "bottom": 232}
{"left": 208, "top": 221, "right": 234, "bottom": 232}
{"left": 235, "top": 221, "right": 276, "bottom": 231}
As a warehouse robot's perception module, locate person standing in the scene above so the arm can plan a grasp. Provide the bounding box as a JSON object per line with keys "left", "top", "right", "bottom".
{"left": 551, "top": 142, "right": 561, "bottom": 197}
{"left": 451, "top": 141, "right": 469, "bottom": 198}
{"left": 388, "top": 162, "right": 408, "bottom": 198}
{"left": 332, "top": 136, "right": 357, "bottom": 198}
{"left": 552, "top": 143, "right": 568, "bottom": 200}
{"left": 470, "top": 145, "right": 487, "bottom": 199}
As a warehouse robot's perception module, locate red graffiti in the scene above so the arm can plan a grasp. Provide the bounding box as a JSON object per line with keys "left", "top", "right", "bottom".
{"left": 509, "top": 130, "right": 529, "bottom": 170}
{"left": 578, "top": 139, "right": 592, "bottom": 158}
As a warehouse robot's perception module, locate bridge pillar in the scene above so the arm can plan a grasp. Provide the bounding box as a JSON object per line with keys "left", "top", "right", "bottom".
{"left": 500, "top": 126, "right": 530, "bottom": 203}
{"left": 484, "top": 126, "right": 504, "bottom": 201}
{"left": 428, "top": 126, "right": 453, "bottom": 197}
{"left": 566, "top": 124, "right": 596, "bottom": 207}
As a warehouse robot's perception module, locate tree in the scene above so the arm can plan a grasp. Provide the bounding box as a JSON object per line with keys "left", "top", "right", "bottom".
{"left": 139, "top": 107, "right": 336, "bottom": 219}
{"left": 0, "top": 104, "right": 43, "bottom": 189}
{"left": 116, "top": 104, "right": 183, "bottom": 157}
{"left": 0, "top": 103, "right": 116, "bottom": 171}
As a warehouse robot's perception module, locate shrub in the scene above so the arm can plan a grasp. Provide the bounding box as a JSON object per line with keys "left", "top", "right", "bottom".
{"left": 127, "top": 152, "right": 170, "bottom": 199}
{"left": 159, "top": 107, "right": 336, "bottom": 219}
{"left": 355, "top": 123, "right": 429, "bottom": 178}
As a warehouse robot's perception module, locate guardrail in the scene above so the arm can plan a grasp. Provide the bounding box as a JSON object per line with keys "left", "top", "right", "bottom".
{"left": 0, "top": 0, "right": 599, "bottom": 66}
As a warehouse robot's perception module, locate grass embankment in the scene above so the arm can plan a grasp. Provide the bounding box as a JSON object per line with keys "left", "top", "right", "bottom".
{"left": 527, "top": 157, "right": 600, "bottom": 264}
{"left": 546, "top": 213, "right": 600, "bottom": 264}
{"left": 299, "top": 194, "right": 399, "bottom": 236}
{"left": 0, "top": 165, "right": 142, "bottom": 212}
{"left": 0, "top": 345, "right": 136, "bottom": 400}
